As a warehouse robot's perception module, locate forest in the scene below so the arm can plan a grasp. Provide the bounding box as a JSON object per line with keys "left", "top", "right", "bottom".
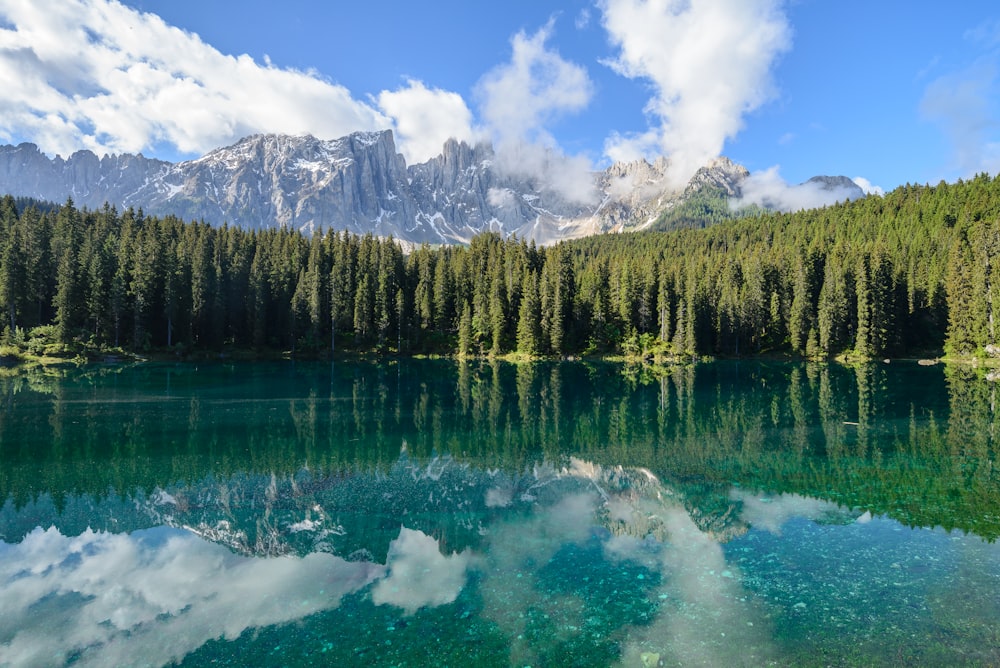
{"left": 0, "top": 171, "right": 999, "bottom": 361}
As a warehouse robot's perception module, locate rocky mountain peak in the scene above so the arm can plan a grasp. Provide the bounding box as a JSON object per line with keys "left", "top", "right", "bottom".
{"left": 685, "top": 156, "right": 750, "bottom": 197}
{"left": 0, "top": 131, "right": 866, "bottom": 244}
{"left": 805, "top": 175, "right": 865, "bottom": 197}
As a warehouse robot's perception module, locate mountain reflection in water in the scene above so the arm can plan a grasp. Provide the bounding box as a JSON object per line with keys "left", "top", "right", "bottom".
{"left": 1, "top": 360, "right": 999, "bottom": 666}
{"left": 0, "top": 455, "right": 849, "bottom": 667}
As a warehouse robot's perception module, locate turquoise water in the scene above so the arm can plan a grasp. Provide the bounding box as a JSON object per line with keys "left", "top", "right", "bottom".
{"left": 0, "top": 360, "right": 998, "bottom": 666}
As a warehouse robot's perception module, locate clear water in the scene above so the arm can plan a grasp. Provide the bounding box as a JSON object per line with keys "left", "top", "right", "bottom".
{"left": 0, "top": 360, "right": 998, "bottom": 667}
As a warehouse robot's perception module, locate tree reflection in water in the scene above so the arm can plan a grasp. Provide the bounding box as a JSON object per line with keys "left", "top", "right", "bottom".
{"left": 0, "top": 360, "right": 999, "bottom": 665}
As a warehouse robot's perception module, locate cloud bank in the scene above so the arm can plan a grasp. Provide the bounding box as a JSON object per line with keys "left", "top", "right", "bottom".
{"left": 0, "top": 0, "right": 392, "bottom": 158}
{"left": 732, "top": 166, "right": 865, "bottom": 212}
{"left": 600, "top": 0, "right": 792, "bottom": 188}
{"left": 0, "top": 2, "right": 598, "bottom": 203}
{"left": 0, "top": 523, "right": 478, "bottom": 666}
{"left": 0, "top": 526, "right": 384, "bottom": 667}
{"left": 0, "top": 0, "right": 808, "bottom": 208}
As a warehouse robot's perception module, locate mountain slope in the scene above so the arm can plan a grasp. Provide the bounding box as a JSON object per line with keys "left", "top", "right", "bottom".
{"left": 0, "top": 131, "right": 863, "bottom": 244}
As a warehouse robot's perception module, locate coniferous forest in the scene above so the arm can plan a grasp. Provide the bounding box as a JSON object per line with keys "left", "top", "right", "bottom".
{"left": 1, "top": 172, "right": 999, "bottom": 361}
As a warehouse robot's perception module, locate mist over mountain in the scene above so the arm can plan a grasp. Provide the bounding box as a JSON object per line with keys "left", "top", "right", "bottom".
{"left": 0, "top": 130, "right": 864, "bottom": 245}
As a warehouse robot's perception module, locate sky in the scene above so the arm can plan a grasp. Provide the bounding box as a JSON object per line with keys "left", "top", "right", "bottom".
{"left": 1, "top": 0, "right": 999, "bottom": 201}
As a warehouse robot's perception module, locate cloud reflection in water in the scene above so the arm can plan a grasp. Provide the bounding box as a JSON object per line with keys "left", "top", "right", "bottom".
{"left": 0, "top": 523, "right": 473, "bottom": 666}
{"left": 1, "top": 455, "right": 944, "bottom": 667}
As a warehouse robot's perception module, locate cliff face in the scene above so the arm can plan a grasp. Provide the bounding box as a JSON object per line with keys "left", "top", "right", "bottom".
{"left": 0, "top": 131, "right": 859, "bottom": 244}
{"left": 0, "top": 143, "right": 172, "bottom": 210}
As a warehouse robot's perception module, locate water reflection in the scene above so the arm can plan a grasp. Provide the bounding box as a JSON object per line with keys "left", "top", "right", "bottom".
{"left": 1, "top": 360, "right": 1000, "bottom": 665}
{"left": 3, "top": 360, "right": 995, "bottom": 536}
{"left": 1, "top": 448, "right": 999, "bottom": 666}
{"left": 0, "top": 526, "right": 383, "bottom": 667}
{"left": 372, "top": 527, "right": 474, "bottom": 615}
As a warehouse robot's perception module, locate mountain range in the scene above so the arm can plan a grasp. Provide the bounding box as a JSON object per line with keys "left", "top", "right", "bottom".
{"left": 0, "top": 130, "right": 864, "bottom": 245}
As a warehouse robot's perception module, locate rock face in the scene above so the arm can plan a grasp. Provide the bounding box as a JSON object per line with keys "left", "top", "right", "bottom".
{"left": 0, "top": 143, "right": 171, "bottom": 209}
{"left": 804, "top": 175, "right": 866, "bottom": 199}
{"left": 685, "top": 157, "right": 751, "bottom": 197}
{"left": 0, "top": 131, "right": 860, "bottom": 244}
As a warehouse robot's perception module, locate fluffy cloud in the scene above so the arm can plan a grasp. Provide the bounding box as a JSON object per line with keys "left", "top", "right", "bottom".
{"left": 492, "top": 140, "right": 599, "bottom": 205}
{"left": 600, "top": 0, "right": 792, "bottom": 188}
{"left": 732, "top": 166, "right": 864, "bottom": 212}
{"left": 0, "top": 523, "right": 483, "bottom": 665}
{"left": 0, "top": 0, "right": 390, "bottom": 158}
{"left": 476, "top": 20, "right": 599, "bottom": 204}
{"left": 487, "top": 187, "right": 517, "bottom": 210}
{"left": 852, "top": 176, "right": 885, "bottom": 196}
{"left": 370, "top": 527, "right": 476, "bottom": 615}
{"left": 377, "top": 79, "right": 477, "bottom": 165}
{"left": 477, "top": 20, "right": 592, "bottom": 147}
{"left": 0, "top": 526, "right": 384, "bottom": 667}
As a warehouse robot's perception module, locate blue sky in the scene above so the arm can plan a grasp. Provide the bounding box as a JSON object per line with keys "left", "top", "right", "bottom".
{"left": 1, "top": 0, "right": 999, "bottom": 197}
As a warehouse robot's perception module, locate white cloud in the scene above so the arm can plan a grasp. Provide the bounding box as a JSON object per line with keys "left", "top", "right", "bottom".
{"left": 0, "top": 0, "right": 389, "bottom": 158}
{"left": 487, "top": 187, "right": 517, "bottom": 209}
{"left": 476, "top": 20, "right": 599, "bottom": 205}
{"left": 477, "top": 19, "right": 592, "bottom": 146}
{"left": 0, "top": 526, "right": 384, "bottom": 667}
{"left": 492, "top": 140, "right": 599, "bottom": 205}
{"left": 731, "top": 490, "right": 846, "bottom": 535}
{"left": 600, "top": 0, "right": 792, "bottom": 189}
{"left": 852, "top": 176, "right": 884, "bottom": 196}
{"left": 732, "top": 165, "right": 863, "bottom": 212}
{"left": 370, "top": 527, "right": 475, "bottom": 615}
{"left": 920, "top": 61, "right": 1000, "bottom": 177}
{"left": 377, "top": 79, "right": 476, "bottom": 165}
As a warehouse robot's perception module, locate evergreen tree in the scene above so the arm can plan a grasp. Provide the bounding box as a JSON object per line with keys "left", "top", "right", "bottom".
{"left": 516, "top": 270, "right": 541, "bottom": 355}
{"left": 0, "top": 196, "right": 22, "bottom": 332}
{"left": 457, "top": 300, "right": 473, "bottom": 357}
{"left": 52, "top": 199, "right": 83, "bottom": 342}
{"left": 817, "top": 255, "right": 849, "bottom": 355}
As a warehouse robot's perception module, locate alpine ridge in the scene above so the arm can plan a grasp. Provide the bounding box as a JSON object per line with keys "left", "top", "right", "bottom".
{"left": 0, "top": 131, "right": 864, "bottom": 245}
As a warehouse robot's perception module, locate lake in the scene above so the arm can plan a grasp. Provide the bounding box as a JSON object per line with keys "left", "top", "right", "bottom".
{"left": 1, "top": 359, "right": 998, "bottom": 667}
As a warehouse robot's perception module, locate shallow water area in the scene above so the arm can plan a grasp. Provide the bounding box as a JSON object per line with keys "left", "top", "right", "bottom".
{"left": 0, "top": 360, "right": 998, "bottom": 666}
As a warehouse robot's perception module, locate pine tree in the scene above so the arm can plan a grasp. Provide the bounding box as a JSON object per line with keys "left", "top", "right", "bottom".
{"left": 248, "top": 241, "right": 269, "bottom": 349}
{"left": 854, "top": 253, "right": 873, "bottom": 357}
{"left": 817, "top": 255, "right": 849, "bottom": 355}
{"left": 433, "top": 247, "right": 455, "bottom": 331}
{"left": 788, "top": 257, "right": 812, "bottom": 354}
{"left": 52, "top": 199, "right": 83, "bottom": 342}
{"left": 0, "top": 196, "right": 22, "bottom": 332}
{"left": 189, "top": 224, "right": 218, "bottom": 346}
{"left": 457, "top": 300, "right": 473, "bottom": 357}
{"left": 516, "top": 270, "right": 541, "bottom": 355}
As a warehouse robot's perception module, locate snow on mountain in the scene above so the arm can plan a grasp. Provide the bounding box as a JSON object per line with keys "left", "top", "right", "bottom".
{"left": 0, "top": 131, "right": 862, "bottom": 245}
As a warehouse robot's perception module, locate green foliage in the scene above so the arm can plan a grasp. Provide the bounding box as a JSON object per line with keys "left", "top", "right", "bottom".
{"left": 2, "top": 173, "right": 1000, "bottom": 359}
{"left": 650, "top": 186, "right": 752, "bottom": 231}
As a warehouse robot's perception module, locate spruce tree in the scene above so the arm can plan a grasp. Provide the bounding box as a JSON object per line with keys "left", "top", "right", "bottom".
{"left": 516, "top": 270, "right": 541, "bottom": 355}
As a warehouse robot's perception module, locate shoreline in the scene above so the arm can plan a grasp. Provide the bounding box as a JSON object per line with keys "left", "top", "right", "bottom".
{"left": 0, "top": 343, "right": 962, "bottom": 372}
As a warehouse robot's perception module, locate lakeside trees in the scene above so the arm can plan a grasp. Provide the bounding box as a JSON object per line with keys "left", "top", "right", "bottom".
{"left": 1, "top": 172, "right": 1000, "bottom": 359}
